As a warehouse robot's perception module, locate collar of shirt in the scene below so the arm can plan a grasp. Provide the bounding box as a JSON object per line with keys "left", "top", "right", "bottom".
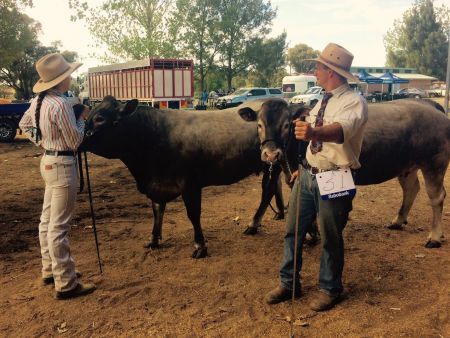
{"left": 47, "top": 89, "right": 65, "bottom": 97}
{"left": 329, "top": 83, "right": 351, "bottom": 99}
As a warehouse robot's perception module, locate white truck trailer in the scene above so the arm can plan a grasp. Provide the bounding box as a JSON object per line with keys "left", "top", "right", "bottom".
{"left": 87, "top": 58, "right": 194, "bottom": 109}
{"left": 281, "top": 74, "right": 317, "bottom": 100}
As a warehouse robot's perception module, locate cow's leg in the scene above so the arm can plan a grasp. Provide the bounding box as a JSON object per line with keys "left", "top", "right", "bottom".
{"left": 182, "top": 186, "right": 207, "bottom": 258}
{"left": 388, "top": 169, "right": 420, "bottom": 230}
{"left": 143, "top": 200, "right": 166, "bottom": 249}
{"left": 273, "top": 174, "right": 286, "bottom": 220}
{"left": 421, "top": 165, "right": 447, "bottom": 248}
{"left": 244, "top": 165, "right": 282, "bottom": 235}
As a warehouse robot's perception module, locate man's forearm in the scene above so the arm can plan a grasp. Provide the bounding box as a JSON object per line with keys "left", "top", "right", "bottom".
{"left": 311, "top": 122, "right": 344, "bottom": 144}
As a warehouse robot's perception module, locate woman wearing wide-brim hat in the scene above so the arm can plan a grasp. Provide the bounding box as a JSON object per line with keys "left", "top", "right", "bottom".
{"left": 19, "top": 53, "right": 96, "bottom": 299}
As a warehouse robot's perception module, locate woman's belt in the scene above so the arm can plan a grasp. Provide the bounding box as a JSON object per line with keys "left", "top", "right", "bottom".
{"left": 44, "top": 150, "right": 77, "bottom": 156}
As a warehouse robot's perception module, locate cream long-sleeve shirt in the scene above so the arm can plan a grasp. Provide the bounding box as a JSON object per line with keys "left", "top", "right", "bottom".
{"left": 306, "top": 83, "right": 368, "bottom": 170}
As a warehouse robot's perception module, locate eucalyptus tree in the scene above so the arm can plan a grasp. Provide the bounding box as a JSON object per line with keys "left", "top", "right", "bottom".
{"left": 287, "top": 43, "right": 320, "bottom": 74}
{"left": 216, "top": 0, "right": 276, "bottom": 91}
{"left": 246, "top": 32, "right": 287, "bottom": 87}
{"left": 173, "top": 0, "right": 222, "bottom": 91}
{"left": 68, "top": 0, "right": 182, "bottom": 61}
{"left": 384, "top": 0, "right": 449, "bottom": 80}
{"left": 0, "top": 0, "right": 37, "bottom": 69}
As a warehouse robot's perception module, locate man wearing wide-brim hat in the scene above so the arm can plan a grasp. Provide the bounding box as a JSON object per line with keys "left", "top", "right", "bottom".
{"left": 265, "top": 43, "right": 368, "bottom": 311}
{"left": 20, "top": 53, "right": 96, "bottom": 300}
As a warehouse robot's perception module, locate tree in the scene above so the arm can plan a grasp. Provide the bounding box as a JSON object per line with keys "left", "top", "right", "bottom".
{"left": 0, "top": 41, "right": 79, "bottom": 100}
{"left": 0, "top": 1, "right": 39, "bottom": 70}
{"left": 287, "top": 43, "right": 320, "bottom": 74}
{"left": 68, "top": 0, "right": 181, "bottom": 62}
{"left": 216, "top": 0, "right": 276, "bottom": 90}
{"left": 173, "top": 0, "right": 222, "bottom": 92}
{"left": 384, "top": 0, "right": 449, "bottom": 80}
{"left": 246, "top": 32, "right": 288, "bottom": 87}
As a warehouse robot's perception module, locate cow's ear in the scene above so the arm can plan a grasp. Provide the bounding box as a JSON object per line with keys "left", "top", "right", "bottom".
{"left": 238, "top": 107, "right": 257, "bottom": 122}
{"left": 121, "top": 99, "right": 139, "bottom": 116}
{"left": 289, "top": 103, "right": 310, "bottom": 121}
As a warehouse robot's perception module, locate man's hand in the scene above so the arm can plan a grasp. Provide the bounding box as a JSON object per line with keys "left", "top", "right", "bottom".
{"left": 294, "top": 119, "right": 315, "bottom": 141}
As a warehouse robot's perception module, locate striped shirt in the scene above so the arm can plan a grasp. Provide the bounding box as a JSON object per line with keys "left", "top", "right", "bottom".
{"left": 19, "top": 89, "right": 85, "bottom": 151}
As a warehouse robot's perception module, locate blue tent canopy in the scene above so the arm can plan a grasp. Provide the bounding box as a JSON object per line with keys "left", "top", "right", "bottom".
{"left": 356, "top": 70, "right": 383, "bottom": 84}
{"left": 378, "top": 71, "right": 409, "bottom": 84}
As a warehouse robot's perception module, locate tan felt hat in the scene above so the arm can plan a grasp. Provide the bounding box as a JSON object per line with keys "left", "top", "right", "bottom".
{"left": 303, "top": 43, "right": 358, "bottom": 83}
{"left": 33, "top": 53, "right": 82, "bottom": 93}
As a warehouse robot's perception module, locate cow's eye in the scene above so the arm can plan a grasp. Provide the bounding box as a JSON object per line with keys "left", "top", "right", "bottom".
{"left": 283, "top": 122, "right": 289, "bottom": 130}
{"left": 94, "top": 115, "right": 106, "bottom": 124}
{"left": 257, "top": 123, "right": 263, "bottom": 129}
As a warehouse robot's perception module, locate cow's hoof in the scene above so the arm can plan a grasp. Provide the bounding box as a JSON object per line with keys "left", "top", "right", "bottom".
{"left": 143, "top": 241, "right": 160, "bottom": 249}
{"left": 304, "top": 234, "right": 320, "bottom": 246}
{"left": 192, "top": 247, "right": 208, "bottom": 259}
{"left": 243, "top": 226, "right": 258, "bottom": 235}
{"left": 387, "top": 223, "right": 404, "bottom": 230}
{"left": 425, "top": 240, "right": 441, "bottom": 248}
{"left": 273, "top": 213, "right": 284, "bottom": 220}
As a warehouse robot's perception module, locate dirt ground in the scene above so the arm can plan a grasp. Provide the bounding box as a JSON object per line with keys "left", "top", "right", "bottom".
{"left": 0, "top": 135, "right": 449, "bottom": 337}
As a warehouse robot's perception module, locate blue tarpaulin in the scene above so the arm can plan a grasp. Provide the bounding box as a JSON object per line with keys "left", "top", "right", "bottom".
{"left": 378, "top": 71, "right": 409, "bottom": 84}
{"left": 356, "top": 70, "right": 383, "bottom": 84}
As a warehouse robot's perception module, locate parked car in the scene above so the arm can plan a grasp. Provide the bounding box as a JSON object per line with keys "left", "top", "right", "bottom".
{"left": 215, "top": 87, "right": 282, "bottom": 109}
{"left": 289, "top": 86, "right": 324, "bottom": 107}
{"left": 365, "top": 91, "right": 409, "bottom": 103}
{"left": 396, "top": 88, "right": 427, "bottom": 99}
{"left": 0, "top": 101, "right": 31, "bottom": 142}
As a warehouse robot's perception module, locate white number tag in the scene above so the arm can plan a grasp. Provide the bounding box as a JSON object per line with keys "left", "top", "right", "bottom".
{"left": 315, "top": 168, "right": 356, "bottom": 200}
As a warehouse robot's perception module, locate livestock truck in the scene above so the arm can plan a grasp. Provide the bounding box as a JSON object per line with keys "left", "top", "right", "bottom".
{"left": 86, "top": 58, "right": 194, "bottom": 109}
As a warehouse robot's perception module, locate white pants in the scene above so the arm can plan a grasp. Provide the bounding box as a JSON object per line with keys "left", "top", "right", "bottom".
{"left": 39, "top": 154, "right": 78, "bottom": 292}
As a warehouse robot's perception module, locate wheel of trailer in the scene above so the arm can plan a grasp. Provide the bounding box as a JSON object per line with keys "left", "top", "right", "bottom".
{"left": 0, "top": 119, "right": 17, "bottom": 142}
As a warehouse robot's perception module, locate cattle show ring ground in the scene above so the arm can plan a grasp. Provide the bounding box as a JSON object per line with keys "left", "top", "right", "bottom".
{"left": 1, "top": 101, "right": 449, "bottom": 337}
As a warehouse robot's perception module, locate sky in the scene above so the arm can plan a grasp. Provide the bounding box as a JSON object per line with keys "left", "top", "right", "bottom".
{"left": 24, "top": 0, "right": 449, "bottom": 75}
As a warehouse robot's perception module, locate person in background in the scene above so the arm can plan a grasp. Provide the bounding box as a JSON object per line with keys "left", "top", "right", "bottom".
{"left": 265, "top": 43, "right": 368, "bottom": 311}
{"left": 19, "top": 53, "right": 96, "bottom": 300}
{"left": 201, "top": 89, "right": 208, "bottom": 106}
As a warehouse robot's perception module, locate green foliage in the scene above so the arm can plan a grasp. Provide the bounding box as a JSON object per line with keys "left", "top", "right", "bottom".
{"left": 287, "top": 43, "right": 320, "bottom": 74}
{"left": 0, "top": 1, "right": 39, "bottom": 69}
{"left": 174, "top": 0, "right": 222, "bottom": 91}
{"left": 68, "top": 0, "right": 181, "bottom": 61}
{"left": 384, "top": 0, "right": 449, "bottom": 80}
{"left": 216, "top": 0, "right": 276, "bottom": 90}
{"left": 246, "top": 32, "right": 288, "bottom": 87}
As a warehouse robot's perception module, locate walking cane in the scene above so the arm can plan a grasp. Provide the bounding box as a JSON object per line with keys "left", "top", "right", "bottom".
{"left": 83, "top": 151, "right": 103, "bottom": 274}
{"left": 290, "top": 116, "right": 308, "bottom": 338}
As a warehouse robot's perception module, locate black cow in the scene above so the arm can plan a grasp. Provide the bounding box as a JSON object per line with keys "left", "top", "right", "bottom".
{"left": 238, "top": 98, "right": 450, "bottom": 248}
{"left": 81, "top": 96, "right": 289, "bottom": 258}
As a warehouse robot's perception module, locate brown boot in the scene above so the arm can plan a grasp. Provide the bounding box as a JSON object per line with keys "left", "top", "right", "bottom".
{"left": 55, "top": 282, "right": 96, "bottom": 300}
{"left": 42, "top": 271, "right": 82, "bottom": 286}
{"left": 265, "top": 286, "right": 301, "bottom": 305}
{"left": 309, "top": 290, "right": 342, "bottom": 311}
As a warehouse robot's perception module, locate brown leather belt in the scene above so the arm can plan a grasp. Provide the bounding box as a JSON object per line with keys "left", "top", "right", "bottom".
{"left": 304, "top": 164, "right": 337, "bottom": 175}
{"left": 44, "top": 150, "right": 77, "bottom": 157}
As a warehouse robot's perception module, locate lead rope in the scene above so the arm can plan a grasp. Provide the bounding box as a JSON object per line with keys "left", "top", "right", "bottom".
{"left": 83, "top": 151, "right": 103, "bottom": 274}
{"left": 290, "top": 165, "right": 302, "bottom": 338}
{"left": 290, "top": 116, "right": 308, "bottom": 338}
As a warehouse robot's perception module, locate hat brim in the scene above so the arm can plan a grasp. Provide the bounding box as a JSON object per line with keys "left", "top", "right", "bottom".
{"left": 303, "top": 57, "right": 359, "bottom": 83}
{"left": 33, "top": 62, "right": 82, "bottom": 93}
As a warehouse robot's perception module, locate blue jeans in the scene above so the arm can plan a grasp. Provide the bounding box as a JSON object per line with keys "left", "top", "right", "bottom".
{"left": 279, "top": 169, "right": 353, "bottom": 295}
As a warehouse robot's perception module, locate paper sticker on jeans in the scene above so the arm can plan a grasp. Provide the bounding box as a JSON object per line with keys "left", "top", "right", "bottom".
{"left": 316, "top": 168, "right": 356, "bottom": 200}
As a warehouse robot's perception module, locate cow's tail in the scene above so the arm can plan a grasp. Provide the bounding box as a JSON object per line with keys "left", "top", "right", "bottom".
{"left": 422, "top": 99, "right": 445, "bottom": 113}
